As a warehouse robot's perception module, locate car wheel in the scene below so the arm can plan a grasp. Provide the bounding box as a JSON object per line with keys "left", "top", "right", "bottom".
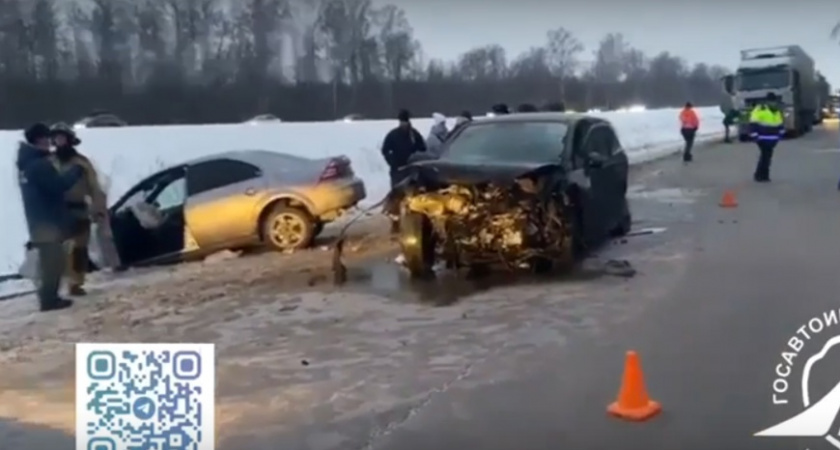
{"left": 262, "top": 206, "right": 315, "bottom": 252}
{"left": 400, "top": 211, "right": 436, "bottom": 278}
{"left": 610, "top": 199, "right": 632, "bottom": 237}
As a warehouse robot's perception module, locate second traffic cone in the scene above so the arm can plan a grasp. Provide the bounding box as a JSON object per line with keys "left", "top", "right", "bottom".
{"left": 719, "top": 190, "right": 738, "bottom": 208}
{"left": 607, "top": 351, "right": 661, "bottom": 421}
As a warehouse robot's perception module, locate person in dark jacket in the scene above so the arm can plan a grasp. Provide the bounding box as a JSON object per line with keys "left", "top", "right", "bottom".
{"left": 491, "top": 103, "right": 510, "bottom": 115}
{"left": 51, "top": 122, "right": 107, "bottom": 296}
{"left": 381, "top": 109, "right": 426, "bottom": 232}
{"left": 381, "top": 109, "right": 426, "bottom": 187}
{"left": 17, "top": 123, "right": 84, "bottom": 312}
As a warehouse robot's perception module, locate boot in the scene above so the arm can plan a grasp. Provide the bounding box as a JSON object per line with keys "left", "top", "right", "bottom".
{"left": 40, "top": 298, "right": 74, "bottom": 312}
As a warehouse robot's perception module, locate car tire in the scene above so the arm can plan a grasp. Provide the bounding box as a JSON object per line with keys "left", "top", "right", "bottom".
{"left": 610, "top": 199, "right": 632, "bottom": 237}
{"left": 400, "top": 211, "right": 435, "bottom": 279}
{"left": 262, "top": 206, "right": 315, "bottom": 252}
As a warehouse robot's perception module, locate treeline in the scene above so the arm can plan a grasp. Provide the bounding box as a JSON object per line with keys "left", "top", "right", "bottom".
{"left": 0, "top": 0, "right": 730, "bottom": 127}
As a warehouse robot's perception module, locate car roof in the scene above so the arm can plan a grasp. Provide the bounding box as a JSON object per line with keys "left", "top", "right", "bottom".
{"left": 181, "top": 149, "right": 310, "bottom": 169}
{"left": 476, "top": 112, "right": 605, "bottom": 125}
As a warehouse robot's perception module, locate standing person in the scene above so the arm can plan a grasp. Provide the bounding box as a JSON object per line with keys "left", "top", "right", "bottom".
{"left": 425, "top": 112, "right": 449, "bottom": 157}
{"left": 722, "top": 107, "right": 739, "bottom": 143}
{"left": 749, "top": 93, "right": 784, "bottom": 182}
{"left": 678, "top": 102, "right": 700, "bottom": 162}
{"left": 16, "top": 123, "right": 84, "bottom": 312}
{"left": 381, "top": 109, "right": 426, "bottom": 232}
{"left": 51, "top": 122, "right": 107, "bottom": 296}
{"left": 491, "top": 103, "right": 510, "bottom": 115}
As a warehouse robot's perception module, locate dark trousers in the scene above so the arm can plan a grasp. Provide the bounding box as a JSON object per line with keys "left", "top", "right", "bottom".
{"left": 681, "top": 128, "right": 697, "bottom": 160}
{"left": 754, "top": 140, "right": 777, "bottom": 181}
{"left": 35, "top": 241, "right": 66, "bottom": 309}
{"left": 723, "top": 124, "right": 731, "bottom": 142}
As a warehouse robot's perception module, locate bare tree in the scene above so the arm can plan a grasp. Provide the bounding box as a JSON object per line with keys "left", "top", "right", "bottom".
{"left": 545, "top": 27, "right": 582, "bottom": 99}
{"left": 0, "top": 0, "right": 728, "bottom": 127}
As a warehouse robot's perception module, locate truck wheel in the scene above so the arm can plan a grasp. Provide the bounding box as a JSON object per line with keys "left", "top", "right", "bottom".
{"left": 400, "top": 211, "right": 436, "bottom": 279}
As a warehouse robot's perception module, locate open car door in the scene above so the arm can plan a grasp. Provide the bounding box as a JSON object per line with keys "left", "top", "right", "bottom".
{"left": 109, "top": 167, "right": 189, "bottom": 267}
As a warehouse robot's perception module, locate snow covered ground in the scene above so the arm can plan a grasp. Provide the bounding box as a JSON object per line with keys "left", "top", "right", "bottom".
{"left": 0, "top": 107, "right": 722, "bottom": 279}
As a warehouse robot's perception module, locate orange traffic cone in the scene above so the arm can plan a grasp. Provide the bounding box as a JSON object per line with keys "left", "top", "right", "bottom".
{"left": 719, "top": 190, "right": 738, "bottom": 208}
{"left": 607, "top": 351, "right": 661, "bottom": 421}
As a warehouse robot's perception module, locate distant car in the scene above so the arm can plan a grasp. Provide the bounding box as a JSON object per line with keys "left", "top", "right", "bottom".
{"left": 244, "top": 114, "right": 282, "bottom": 124}
{"left": 393, "top": 112, "right": 631, "bottom": 277}
{"left": 339, "top": 114, "right": 365, "bottom": 122}
{"left": 74, "top": 114, "right": 127, "bottom": 129}
{"left": 107, "top": 150, "right": 366, "bottom": 268}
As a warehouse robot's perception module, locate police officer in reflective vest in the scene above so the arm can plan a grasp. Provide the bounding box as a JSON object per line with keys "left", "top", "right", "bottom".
{"left": 748, "top": 93, "right": 784, "bottom": 182}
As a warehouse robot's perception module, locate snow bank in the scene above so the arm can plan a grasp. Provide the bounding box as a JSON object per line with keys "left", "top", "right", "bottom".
{"left": 0, "top": 107, "right": 721, "bottom": 272}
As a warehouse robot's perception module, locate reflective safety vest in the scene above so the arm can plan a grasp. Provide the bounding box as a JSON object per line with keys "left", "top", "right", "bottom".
{"left": 749, "top": 105, "right": 784, "bottom": 141}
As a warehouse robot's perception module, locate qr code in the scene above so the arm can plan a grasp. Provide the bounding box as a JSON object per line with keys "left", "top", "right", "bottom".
{"left": 76, "top": 343, "right": 215, "bottom": 450}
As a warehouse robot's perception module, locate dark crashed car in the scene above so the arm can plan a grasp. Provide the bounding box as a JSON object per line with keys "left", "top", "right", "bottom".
{"left": 394, "top": 112, "right": 631, "bottom": 277}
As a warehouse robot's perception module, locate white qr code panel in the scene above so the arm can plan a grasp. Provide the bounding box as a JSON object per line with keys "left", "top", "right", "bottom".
{"left": 76, "top": 343, "right": 215, "bottom": 450}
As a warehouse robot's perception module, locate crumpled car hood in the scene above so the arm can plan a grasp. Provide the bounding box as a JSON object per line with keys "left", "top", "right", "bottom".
{"left": 404, "top": 159, "right": 559, "bottom": 185}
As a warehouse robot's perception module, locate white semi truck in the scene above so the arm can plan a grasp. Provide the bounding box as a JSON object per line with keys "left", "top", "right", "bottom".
{"left": 721, "top": 45, "right": 819, "bottom": 140}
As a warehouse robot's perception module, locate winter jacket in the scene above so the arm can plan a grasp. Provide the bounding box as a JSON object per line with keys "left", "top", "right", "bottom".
{"left": 54, "top": 145, "right": 107, "bottom": 220}
{"left": 679, "top": 107, "right": 699, "bottom": 129}
{"left": 426, "top": 113, "right": 449, "bottom": 157}
{"left": 381, "top": 125, "right": 426, "bottom": 170}
{"left": 16, "top": 142, "right": 83, "bottom": 242}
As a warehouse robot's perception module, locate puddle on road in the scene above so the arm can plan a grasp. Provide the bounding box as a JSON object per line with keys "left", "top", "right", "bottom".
{"left": 339, "top": 253, "right": 637, "bottom": 306}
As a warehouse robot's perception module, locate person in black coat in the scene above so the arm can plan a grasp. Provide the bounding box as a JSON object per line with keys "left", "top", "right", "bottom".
{"left": 381, "top": 109, "right": 426, "bottom": 188}
{"left": 381, "top": 109, "right": 426, "bottom": 233}
{"left": 491, "top": 103, "right": 510, "bottom": 115}
{"left": 17, "top": 123, "right": 84, "bottom": 312}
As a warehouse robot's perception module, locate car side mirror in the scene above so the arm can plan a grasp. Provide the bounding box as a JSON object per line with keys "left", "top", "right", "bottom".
{"left": 586, "top": 152, "right": 606, "bottom": 168}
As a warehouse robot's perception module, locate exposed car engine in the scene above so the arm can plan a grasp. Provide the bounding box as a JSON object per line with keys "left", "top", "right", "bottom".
{"left": 401, "top": 178, "right": 573, "bottom": 269}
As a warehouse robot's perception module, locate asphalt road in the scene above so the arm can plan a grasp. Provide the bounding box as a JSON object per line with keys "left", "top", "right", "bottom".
{"left": 365, "top": 125, "right": 840, "bottom": 450}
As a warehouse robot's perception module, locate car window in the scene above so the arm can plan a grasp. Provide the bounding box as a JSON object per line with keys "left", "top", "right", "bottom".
{"left": 152, "top": 177, "right": 187, "bottom": 209}
{"left": 187, "top": 158, "right": 261, "bottom": 196}
{"left": 441, "top": 121, "right": 567, "bottom": 163}
{"left": 583, "top": 126, "right": 611, "bottom": 156}
{"left": 602, "top": 126, "right": 622, "bottom": 155}
{"left": 571, "top": 121, "right": 592, "bottom": 169}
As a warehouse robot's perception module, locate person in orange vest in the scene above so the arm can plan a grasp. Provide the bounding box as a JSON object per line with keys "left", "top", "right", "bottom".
{"left": 678, "top": 102, "right": 700, "bottom": 162}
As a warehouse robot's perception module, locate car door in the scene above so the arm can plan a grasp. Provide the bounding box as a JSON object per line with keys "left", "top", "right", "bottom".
{"left": 579, "top": 124, "right": 614, "bottom": 241}
{"left": 600, "top": 125, "right": 630, "bottom": 226}
{"left": 184, "top": 158, "right": 265, "bottom": 249}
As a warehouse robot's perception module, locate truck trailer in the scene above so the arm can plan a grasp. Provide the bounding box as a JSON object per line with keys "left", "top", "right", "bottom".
{"left": 726, "top": 45, "right": 819, "bottom": 140}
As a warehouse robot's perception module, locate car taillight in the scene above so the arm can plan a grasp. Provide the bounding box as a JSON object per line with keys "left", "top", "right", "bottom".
{"left": 319, "top": 156, "right": 353, "bottom": 182}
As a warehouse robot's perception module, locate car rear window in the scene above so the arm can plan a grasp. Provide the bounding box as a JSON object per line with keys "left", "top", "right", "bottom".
{"left": 441, "top": 121, "right": 567, "bottom": 163}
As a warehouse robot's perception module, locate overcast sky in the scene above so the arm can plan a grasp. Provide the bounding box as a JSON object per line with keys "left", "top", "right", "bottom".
{"left": 375, "top": 0, "right": 840, "bottom": 86}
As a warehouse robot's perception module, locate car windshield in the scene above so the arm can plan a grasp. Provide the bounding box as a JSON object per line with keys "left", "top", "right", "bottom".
{"left": 441, "top": 121, "right": 567, "bottom": 163}
{"left": 736, "top": 69, "right": 791, "bottom": 91}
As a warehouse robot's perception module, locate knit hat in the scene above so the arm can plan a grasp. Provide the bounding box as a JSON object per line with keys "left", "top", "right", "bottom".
{"left": 24, "top": 122, "right": 51, "bottom": 144}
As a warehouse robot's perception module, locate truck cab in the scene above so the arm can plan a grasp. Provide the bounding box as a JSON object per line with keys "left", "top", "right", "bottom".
{"left": 732, "top": 46, "right": 817, "bottom": 140}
